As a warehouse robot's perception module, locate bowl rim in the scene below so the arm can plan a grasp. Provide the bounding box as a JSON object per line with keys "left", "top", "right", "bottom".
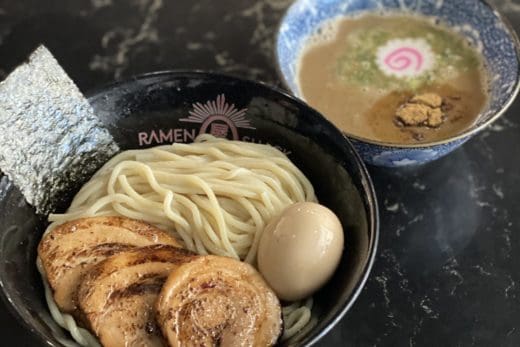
{"left": 0, "top": 70, "right": 380, "bottom": 347}
{"left": 275, "top": 0, "right": 520, "bottom": 149}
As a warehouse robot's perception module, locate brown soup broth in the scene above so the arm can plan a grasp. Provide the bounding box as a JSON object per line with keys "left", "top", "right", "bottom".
{"left": 298, "top": 14, "right": 488, "bottom": 144}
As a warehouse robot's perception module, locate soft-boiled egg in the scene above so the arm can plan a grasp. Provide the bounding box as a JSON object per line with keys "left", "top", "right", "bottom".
{"left": 257, "top": 202, "right": 344, "bottom": 301}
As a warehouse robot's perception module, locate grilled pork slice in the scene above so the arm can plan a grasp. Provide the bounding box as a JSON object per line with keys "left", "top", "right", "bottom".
{"left": 38, "top": 216, "right": 180, "bottom": 313}
{"left": 77, "top": 245, "right": 195, "bottom": 347}
{"left": 156, "top": 255, "right": 282, "bottom": 347}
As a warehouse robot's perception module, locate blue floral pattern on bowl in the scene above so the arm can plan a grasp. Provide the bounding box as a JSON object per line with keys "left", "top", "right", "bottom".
{"left": 276, "top": 0, "right": 520, "bottom": 167}
{"left": 350, "top": 137, "right": 469, "bottom": 167}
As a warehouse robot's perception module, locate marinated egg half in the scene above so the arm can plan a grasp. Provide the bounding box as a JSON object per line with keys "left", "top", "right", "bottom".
{"left": 257, "top": 202, "right": 344, "bottom": 301}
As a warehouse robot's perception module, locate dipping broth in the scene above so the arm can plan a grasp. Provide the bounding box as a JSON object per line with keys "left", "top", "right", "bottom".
{"left": 298, "top": 14, "right": 489, "bottom": 144}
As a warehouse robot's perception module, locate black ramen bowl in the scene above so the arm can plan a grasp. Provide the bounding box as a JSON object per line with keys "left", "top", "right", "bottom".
{"left": 0, "top": 71, "right": 378, "bottom": 347}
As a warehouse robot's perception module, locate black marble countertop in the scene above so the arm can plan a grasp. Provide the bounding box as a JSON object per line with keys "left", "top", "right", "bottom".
{"left": 0, "top": 0, "right": 519, "bottom": 346}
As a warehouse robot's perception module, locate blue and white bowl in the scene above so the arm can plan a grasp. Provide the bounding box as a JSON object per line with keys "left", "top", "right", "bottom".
{"left": 276, "top": 0, "right": 520, "bottom": 167}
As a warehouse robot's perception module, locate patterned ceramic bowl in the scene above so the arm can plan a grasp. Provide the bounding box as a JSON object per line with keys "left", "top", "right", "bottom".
{"left": 276, "top": 0, "right": 520, "bottom": 167}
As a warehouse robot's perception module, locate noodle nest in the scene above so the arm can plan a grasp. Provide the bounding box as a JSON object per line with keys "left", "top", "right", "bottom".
{"left": 39, "top": 134, "right": 317, "bottom": 345}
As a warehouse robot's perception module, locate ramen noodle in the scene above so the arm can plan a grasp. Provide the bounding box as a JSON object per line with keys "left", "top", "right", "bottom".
{"left": 38, "top": 134, "right": 318, "bottom": 345}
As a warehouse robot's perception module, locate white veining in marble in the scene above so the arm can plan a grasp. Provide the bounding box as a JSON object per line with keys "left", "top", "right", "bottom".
{"left": 89, "top": 0, "right": 163, "bottom": 78}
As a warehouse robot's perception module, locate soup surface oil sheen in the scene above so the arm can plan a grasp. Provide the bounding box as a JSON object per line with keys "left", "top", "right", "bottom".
{"left": 298, "top": 14, "right": 489, "bottom": 144}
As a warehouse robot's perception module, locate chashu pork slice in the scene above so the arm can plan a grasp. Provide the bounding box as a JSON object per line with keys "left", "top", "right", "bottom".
{"left": 38, "top": 216, "right": 181, "bottom": 313}
{"left": 77, "top": 245, "right": 196, "bottom": 347}
{"left": 156, "top": 255, "right": 282, "bottom": 347}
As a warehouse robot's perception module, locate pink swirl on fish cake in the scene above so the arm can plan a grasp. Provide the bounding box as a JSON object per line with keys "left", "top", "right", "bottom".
{"left": 376, "top": 39, "right": 434, "bottom": 78}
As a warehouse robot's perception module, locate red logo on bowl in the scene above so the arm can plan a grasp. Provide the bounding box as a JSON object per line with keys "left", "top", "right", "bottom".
{"left": 180, "top": 94, "right": 255, "bottom": 140}
{"left": 137, "top": 95, "right": 289, "bottom": 155}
